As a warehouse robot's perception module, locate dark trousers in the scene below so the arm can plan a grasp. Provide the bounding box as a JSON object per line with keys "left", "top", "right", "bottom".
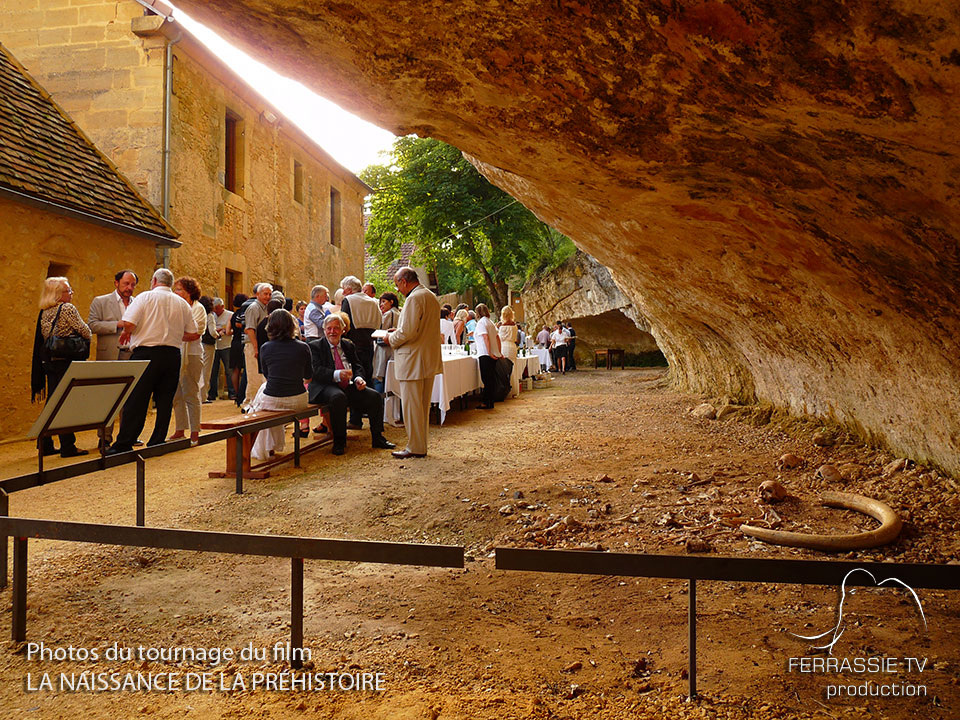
{"left": 113, "top": 345, "right": 181, "bottom": 450}
{"left": 41, "top": 359, "right": 77, "bottom": 451}
{"left": 311, "top": 383, "right": 384, "bottom": 444}
{"left": 349, "top": 339, "right": 374, "bottom": 424}
{"left": 568, "top": 339, "right": 576, "bottom": 370}
{"left": 207, "top": 347, "right": 234, "bottom": 400}
{"left": 478, "top": 355, "right": 498, "bottom": 406}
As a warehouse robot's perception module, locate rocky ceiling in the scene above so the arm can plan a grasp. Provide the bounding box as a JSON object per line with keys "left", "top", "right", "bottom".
{"left": 175, "top": 0, "right": 960, "bottom": 474}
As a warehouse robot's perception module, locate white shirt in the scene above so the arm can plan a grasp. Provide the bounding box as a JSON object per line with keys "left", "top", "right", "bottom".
{"left": 213, "top": 309, "right": 233, "bottom": 350}
{"left": 439, "top": 317, "right": 456, "bottom": 344}
{"left": 474, "top": 316, "right": 497, "bottom": 357}
{"left": 184, "top": 301, "right": 206, "bottom": 356}
{"left": 122, "top": 285, "right": 197, "bottom": 349}
{"left": 551, "top": 328, "right": 570, "bottom": 346}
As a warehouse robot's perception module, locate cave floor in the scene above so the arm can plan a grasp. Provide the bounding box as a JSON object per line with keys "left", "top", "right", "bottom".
{"left": 0, "top": 368, "right": 956, "bottom": 719}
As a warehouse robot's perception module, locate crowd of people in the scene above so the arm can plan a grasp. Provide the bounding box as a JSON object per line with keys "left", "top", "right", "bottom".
{"left": 31, "top": 266, "right": 578, "bottom": 461}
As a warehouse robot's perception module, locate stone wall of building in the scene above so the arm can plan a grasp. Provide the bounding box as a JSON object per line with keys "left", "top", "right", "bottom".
{"left": 0, "top": 0, "right": 368, "bottom": 308}
{"left": 0, "top": 0, "right": 166, "bottom": 205}
{"left": 2, "top": 196, "right": 159, "bottom": 438}
{"left": 166, "top": 46, "right": 367, "bottom": 302}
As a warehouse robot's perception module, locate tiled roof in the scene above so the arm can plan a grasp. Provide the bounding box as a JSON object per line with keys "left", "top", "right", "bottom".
{"left": 0, "top": 42, "right": 178, "bottom": 242}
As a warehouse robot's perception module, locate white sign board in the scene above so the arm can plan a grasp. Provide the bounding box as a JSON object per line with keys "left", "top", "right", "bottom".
{"left": 28, "top": 361, "right": 149, "bottom": 437}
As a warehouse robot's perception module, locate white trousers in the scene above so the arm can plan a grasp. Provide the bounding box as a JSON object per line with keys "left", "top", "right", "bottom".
{"left": 173, "top": 353, "right": 203, "bottom": 432}
{"left": 250, "top": 388, "right": 309, "bottom": 460}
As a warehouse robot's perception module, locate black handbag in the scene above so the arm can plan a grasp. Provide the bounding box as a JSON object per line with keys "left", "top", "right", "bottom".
{"left": 43, "top": 304, "right": 90, "bottom": 361}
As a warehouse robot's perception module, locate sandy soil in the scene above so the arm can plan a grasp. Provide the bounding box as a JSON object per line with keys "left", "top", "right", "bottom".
{"left": 0, "top": 368, "right": 957, "bottom": 719}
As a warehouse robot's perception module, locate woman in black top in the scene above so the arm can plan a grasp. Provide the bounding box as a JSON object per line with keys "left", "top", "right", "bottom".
{"left": 249, "top": 309, "right": 312, "bottom": 460}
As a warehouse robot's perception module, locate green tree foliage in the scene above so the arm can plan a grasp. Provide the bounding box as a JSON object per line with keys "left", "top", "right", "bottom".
{"left": 360, "top": 137, "right": 574, "bottom": 311}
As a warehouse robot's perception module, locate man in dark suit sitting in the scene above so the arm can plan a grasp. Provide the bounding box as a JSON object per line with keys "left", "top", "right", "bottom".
{"left": 307, "top": 313, "right": 395, "bottom": 456}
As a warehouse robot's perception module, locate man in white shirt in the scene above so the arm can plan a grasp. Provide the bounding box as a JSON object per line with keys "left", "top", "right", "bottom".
{"left": 302, "top": 284, "right": 329, "bottom": 339}
{"left": 206, "top": 297, "right": 234, "bottom": 401}
{"left": 107, "top": 268, "right": 200, "bottom": 453}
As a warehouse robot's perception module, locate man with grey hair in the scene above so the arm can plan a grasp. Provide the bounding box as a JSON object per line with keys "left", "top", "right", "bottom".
{"left": 362, "top": 282, "right": 376, "bottom": 298}
{"left": 307, "top": 313, "right": 394, "bottom": 455}
{"left": 386, "top": 267, "right": 442, "bottom": 458}
{"left": 206, "top": 297, "right": 233, "bottom": 401}
{"left": 242, "top": 282, "right": 273, "bottom": 407}
{"left": 107, "top": 268, "right": 200, "bottom": 454}
{"left": 303, "top": 284, "right": 329, "bottom": 339}
{"left": 339, "top": 274, "right": 382, "bottom": 428}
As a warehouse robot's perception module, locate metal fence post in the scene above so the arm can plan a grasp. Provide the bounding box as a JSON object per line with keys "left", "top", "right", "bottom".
{"left": 688, "top": 578, "right": 697, "bottom": 700}
{"left": 0, "top": 490, "right": 7, "bottom": 589}
{"left": 12, "top": 536, "right": 27, "bottom": 643}
{"left": 136, "top": 455, "right": 145, "bottom": 527}
{"left": 291, "top": 558, "right": 304, "bottom": 670}
{"left": 235, "top": 430, "right": 244, "bottom": 495}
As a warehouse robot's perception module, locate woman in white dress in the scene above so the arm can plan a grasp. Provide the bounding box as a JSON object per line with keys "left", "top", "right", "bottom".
{"left": 497, "top": 305, "right": 521, "bottom": 397}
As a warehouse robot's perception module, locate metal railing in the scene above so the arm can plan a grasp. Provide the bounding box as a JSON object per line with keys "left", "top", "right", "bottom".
{"left": 495, "top": 547, "right": 960, "bottom": 698}
{"left": 0, "top": 409, "right": 319, "bottom": 588}
{"left": 0, "top": 516, "right": 463, "bottom": 668}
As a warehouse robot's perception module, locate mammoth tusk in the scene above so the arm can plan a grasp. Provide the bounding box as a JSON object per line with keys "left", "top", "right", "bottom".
{"left": 740, "top": 492, "right": 902, "bottom": 551}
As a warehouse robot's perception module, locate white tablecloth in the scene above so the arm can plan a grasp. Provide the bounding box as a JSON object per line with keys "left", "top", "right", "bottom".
{"left": 517, "top": 354, "right": 541, "bottom": 378}
{"left": 529, "top": 347, "right": 551, "bottom": 370}
{"left": 385, "top": 353, "right": 482, "bottom": 424}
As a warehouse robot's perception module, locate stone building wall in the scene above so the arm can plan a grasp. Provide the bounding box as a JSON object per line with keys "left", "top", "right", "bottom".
{"left": 166, "top": 46, "right": 367, "bottom": 302}
{"left": 0, "top": 0, "right": 368, "bottom": 305}
{"left": 0, "top": 0, "right": 166, "bottom": 204}
{"left": 2, "top": 196, "right": 159, "bottom": 438}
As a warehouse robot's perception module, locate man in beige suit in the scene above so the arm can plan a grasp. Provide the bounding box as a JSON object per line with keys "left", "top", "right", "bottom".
{"left": 387, "top": 267, "right": 442, "bottom": 459}
{"left": 88, "top": 269, "right": 138, "bottom": 443}
{"left": 88, "top": 270, "right": 138, "bottom": 361}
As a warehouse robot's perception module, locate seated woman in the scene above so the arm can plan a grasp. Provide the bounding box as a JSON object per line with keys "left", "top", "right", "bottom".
{"left": 249, "top": 309, "right": 312, "bottom": 460}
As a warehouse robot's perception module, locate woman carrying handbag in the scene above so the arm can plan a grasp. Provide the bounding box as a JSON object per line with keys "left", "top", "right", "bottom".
{"left": 30, "top": 276, "right": 92, "bottom": 457}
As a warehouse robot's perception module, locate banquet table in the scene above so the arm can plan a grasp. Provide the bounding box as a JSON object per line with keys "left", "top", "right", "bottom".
{"left": 517, "top": 354, "right": 541, "bottom": 379}
{"left": 385, "top": 351, "right": 482, "bottom": 424}
{"left": 529, "top": 347, "right": 552, "bottom": 371}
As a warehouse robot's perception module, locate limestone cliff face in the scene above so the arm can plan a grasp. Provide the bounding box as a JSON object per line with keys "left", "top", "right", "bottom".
{"left": 523, "top": 252, "right": 660, "bottom": 362}
{"left": 175, "top": 0, "right": 960, "bottom": 473}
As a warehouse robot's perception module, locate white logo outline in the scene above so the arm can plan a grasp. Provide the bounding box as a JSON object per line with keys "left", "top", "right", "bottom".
{"left": 790, "top": 568, "right": 927, "bottom": 654}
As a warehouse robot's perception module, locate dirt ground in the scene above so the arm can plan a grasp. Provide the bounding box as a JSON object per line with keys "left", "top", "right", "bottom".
{"left": 0, "top": 368, "right": 957, "bottom": 719}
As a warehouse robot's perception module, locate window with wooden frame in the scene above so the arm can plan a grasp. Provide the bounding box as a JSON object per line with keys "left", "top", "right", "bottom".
{"left": 224, "top": 109, "right": 244, "bottom": 195}
{"left": 329, "top": 187, "right": 341, "bottom": 247}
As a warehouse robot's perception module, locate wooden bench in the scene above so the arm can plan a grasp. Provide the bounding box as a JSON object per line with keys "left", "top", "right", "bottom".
{"left": 200, "top": 404, "right": 330, "bottom": 484}
{"left": 594, "top": 348, "right": 625, "bottom": 370}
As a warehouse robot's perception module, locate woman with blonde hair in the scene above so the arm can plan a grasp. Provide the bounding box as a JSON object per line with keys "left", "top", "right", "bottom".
{"left": 30, "top": 276, "right": 92, "bottom": 457}
{"left": 453, "top": 308, "right": 468, "bottom": 344}
{"left": 169, "top": 276, "right": 205, "bottom": 445}
{"left": 497, "top": 305, "right": 521, "bottom": 397}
